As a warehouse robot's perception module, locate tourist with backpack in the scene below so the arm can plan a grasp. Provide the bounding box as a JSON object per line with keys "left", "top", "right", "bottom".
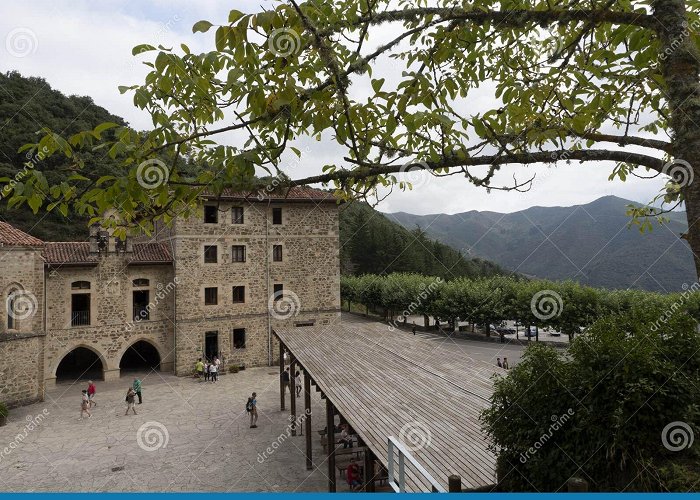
{"left": 247, "top": 392, "right": 258, "bottom": 428}
{"left": 125, "top": 387, "right": 137, "bottom": 415}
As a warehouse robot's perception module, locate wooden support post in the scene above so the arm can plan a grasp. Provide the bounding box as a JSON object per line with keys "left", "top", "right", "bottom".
{"left": 448, "top": 475, "right": 462, "bottom": 492}
{"left": 363, "top": 440, "right": 375, "bottom": 492}
{"left": 290, "top": 357, "right": 297, "bottom": 436}
{"left": 326, "top": 397, "right": 336, "bottom": 492}
{"left": 279, "top": 342, "right": 285, "bottom": 411}
{"left": 304, "top": 371, "right": 312, "bottom": 470}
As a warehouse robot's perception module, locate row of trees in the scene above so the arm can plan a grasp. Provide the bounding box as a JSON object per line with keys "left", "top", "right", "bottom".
{"left": 341, "top": 273, "right": 700, "bottom": 340}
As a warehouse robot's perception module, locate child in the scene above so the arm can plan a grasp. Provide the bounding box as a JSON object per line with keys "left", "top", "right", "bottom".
{"left": 210, "top": 360, "right": 218, "bottom": 383}
{"left": 204, "top": 362, "right": 210, "bottom": 382}
{"left": 125, "top": 387, "right": 137, "bottom": 415}
{"left": 79, "top": 389, "right": 91, "bottom": 420}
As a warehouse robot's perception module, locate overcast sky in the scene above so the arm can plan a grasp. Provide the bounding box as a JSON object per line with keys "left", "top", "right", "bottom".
{"left": 0, "top": 0, "right": 670, "bottom": 216}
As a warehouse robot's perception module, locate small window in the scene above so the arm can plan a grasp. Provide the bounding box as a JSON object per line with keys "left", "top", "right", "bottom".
{"left": 204, "top": 287, "right": 218, "bottom": 305}
{"left": 232, "top": 207, "right": 244, "bottom": 224}
{"left": 272, "top": 207, "right": 282, "bottom": 225}
{"left": 273, "top": 245, "right": 283, "bottom": 262}
{"left": 204, "top": 205, "right": 218, "bottom": 224}
{"left": 204, "top": 245, "right": 218, "bottom": 264}
{"left": 71, "top": 281, "right": 91, "bottom": 290}
{"left": 231, "top": 245, "right": 246, "bottom": 263}
{"left": 233, "top": 328, "right": 246, "bottom": 349}
{"left": 273, "top": 283, "right": 283, "bottom": 301}
{"left": 133, "top": 278, "right": 149, "bottom": 287}
{"left": 295, "top": 320, "right": 315, "bottom": 327}
{"left": 232, "top": 286, "right": 245, "bottom": 304}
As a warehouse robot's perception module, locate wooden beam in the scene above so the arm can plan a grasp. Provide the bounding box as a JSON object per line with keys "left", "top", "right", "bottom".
{"left": 290, "top": 356, "right": 297, "bottom": 436}
{"left": 326, "top": 397, "right": 336, "bottom": 492}
{"left": 304, "top": 370, "right": 313, "bottom": 470}
{"left": 279, "top": 341, "right": 285, "bottom": 411}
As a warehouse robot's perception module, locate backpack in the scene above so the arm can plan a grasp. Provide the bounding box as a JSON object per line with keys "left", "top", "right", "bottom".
{"left": 245, "top": 397, "right": 253, "bottom": 413}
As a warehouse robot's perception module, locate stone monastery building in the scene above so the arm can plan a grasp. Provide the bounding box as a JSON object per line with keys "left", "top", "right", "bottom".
{"left": 0, "top": 187, "right": 340, "bottom": 407}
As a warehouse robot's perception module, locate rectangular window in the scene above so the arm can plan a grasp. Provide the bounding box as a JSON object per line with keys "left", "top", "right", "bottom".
{"left": 71, "top": 293, "right": 91, "bottom": 326}
{"left": 204, "top": 205, "right": 218, "bottom": 224}
{"left": 204, "top": 287, "right": 218, "bottom": 305}
{"left": 231, "top": 245, "right": 246, "bottom": 263}
{"left": 133, "top": 290, "right": 150, "bottom": 321}
{"left": 233, "top": 328, "right": 246, "bottom": 349}
{"left": 272, "top": 207, "right": 282, "bottom": 225}
{"left": 232, "top": 206, "right": 244, "bottom": 224}
{"left": 273, "top": 245, "right": 283, "bottom": 262}
{"left": 204, "top": 245, "right": 218, "bottom": 263}
{"left": 232, "top": 286, "right": 245, "bottom": 304}
{"left": 273, "top": 283, "right": 283, "bottom": 301}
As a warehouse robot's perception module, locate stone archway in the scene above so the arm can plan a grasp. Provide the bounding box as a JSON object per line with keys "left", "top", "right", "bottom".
{"left": 55, "top": 346, "right": 105, "bottom": 383}
{"left": 119, "top": 339, "right": 162, "bottom": 373}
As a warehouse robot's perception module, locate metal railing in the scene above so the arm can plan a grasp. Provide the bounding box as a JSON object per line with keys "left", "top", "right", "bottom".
{"left": 387, "top": 436, "right": 446, "bottom": 493}
{"left": 70, "top": 310, "right": 90, "bottom": 327}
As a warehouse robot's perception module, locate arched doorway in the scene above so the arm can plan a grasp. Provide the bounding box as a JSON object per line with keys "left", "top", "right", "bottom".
{"left": 55, "top": 347, "right": 104, "bottom": 383}
{"left": 119, "top": 340, "right": 161, "bottom": 373}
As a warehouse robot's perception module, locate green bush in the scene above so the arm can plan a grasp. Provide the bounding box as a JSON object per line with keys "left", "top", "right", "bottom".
{"left": 229, "top": 365, "right": 239, "bottom": 373}
{"left": 0, "top": 402, "right": 8, "bottom": 418}
{"left": 480, "top": 307, "right": 700, "bottom": 491}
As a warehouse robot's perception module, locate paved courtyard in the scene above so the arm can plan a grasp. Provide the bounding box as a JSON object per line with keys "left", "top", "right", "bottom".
{"left": 0, "top": 315, "right": 527, "bottom": 492}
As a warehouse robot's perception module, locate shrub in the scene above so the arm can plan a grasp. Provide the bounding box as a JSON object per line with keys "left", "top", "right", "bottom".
{"left": 229, "top": 365, "right": 239, "bottom": 374}
{"left": 0, "top": 402, "right": 7, "bottom": 418}
{"left": 480, "top": 307, "right": 700, "bottom": 492}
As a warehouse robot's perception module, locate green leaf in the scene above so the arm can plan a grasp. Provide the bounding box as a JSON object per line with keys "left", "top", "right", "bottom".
{"left": 192, "top": 20, "right": 213, "bottom": 33}
{"left": 132, "top": 44, "right": 157, "bottom": 56}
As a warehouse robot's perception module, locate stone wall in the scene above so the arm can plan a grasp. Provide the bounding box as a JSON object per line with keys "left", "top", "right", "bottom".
{"left": 44, "top": 254, "right": 175, "bottom": 387}
{"left": 0, "top": 247, "right": 45, "bottom": 335}
{"left": 0, "top": 334, "right": 44, "bottom": 408}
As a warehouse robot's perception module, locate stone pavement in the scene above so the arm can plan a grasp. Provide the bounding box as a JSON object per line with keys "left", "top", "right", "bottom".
{"left": 0, "top": 367, "right": 332, "bottom": 492}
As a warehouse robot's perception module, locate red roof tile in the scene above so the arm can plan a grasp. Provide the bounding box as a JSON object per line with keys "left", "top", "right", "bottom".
{"left": 43, "top": 242, "right": 172, "bottom": 265}
{"left": 0, "top": 222, "right": 44, "bottom": 247}
{"left": 209, "top": 186, "right": 337, "bottom": 203}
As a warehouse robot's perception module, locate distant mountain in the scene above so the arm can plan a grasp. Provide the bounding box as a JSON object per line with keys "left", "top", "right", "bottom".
{"left": 339, "top": 202, "right": 506, "bottom": 279}
{"left": 386, "top": 196, "right": 695, "bottom": 292}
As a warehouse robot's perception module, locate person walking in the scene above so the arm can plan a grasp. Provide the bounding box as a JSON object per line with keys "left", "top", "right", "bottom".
{"left": 210, "top": 360, "right": 218, "bottom": 383}
{"left": 412, "top": 323, "right": 416, "bottom": 335}
{"left": 133, "top": 378, "right": 142, "bottom": 404}
{"left": 195, "top": 358, "right": 204, "bottom": 379}
{"left": 281, "top": 367, "right": 290, "bottom": 394}
{"left": 295, "top": 370, "right": 302, "bottom": 398}
{"left": 503, "top": 357, "right": 510, "bottom": 370}
{"left": 79, "top": 389, "right": 91, "bottom": 420}
{"left": 87, "top": 380, "right": 97, "bottom": 407}
{"left": 125, "top": 387, "right": 137, "bottom": 415}
{"left": 496, "top": 357, "right": 502, "bottom": 368}
{"left": 204, "top": 362, "right": 210, "bottom": 382}
{"left": 247, "top": 392, "right": 258, "bottom": 428}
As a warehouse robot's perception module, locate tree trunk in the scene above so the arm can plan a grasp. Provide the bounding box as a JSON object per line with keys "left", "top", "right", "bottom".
{"left": 654, "top": 0, "right": 700, "bottom": 277}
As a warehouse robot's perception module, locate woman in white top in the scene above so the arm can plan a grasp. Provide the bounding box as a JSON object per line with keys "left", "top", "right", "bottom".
{"left": 209, "top": 361, "right": 218, "bottom": 382}
{"left": 295, "top": 370, "right": 302, "bottom": 397}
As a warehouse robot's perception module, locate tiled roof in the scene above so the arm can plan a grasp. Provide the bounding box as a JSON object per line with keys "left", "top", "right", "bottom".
{"left": 0, "top": 221, "right": 44, "bottom": 247}
{"left": 209, "top": 186, "right": 336, "bottom": 203}
{"left": 43, "top": 242, "right": 172, "bottom": 265}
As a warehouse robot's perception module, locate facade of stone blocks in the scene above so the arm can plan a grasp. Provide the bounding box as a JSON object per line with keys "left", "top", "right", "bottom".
{"left": 0, "top": 188, "right": 341, "bottom": 408}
